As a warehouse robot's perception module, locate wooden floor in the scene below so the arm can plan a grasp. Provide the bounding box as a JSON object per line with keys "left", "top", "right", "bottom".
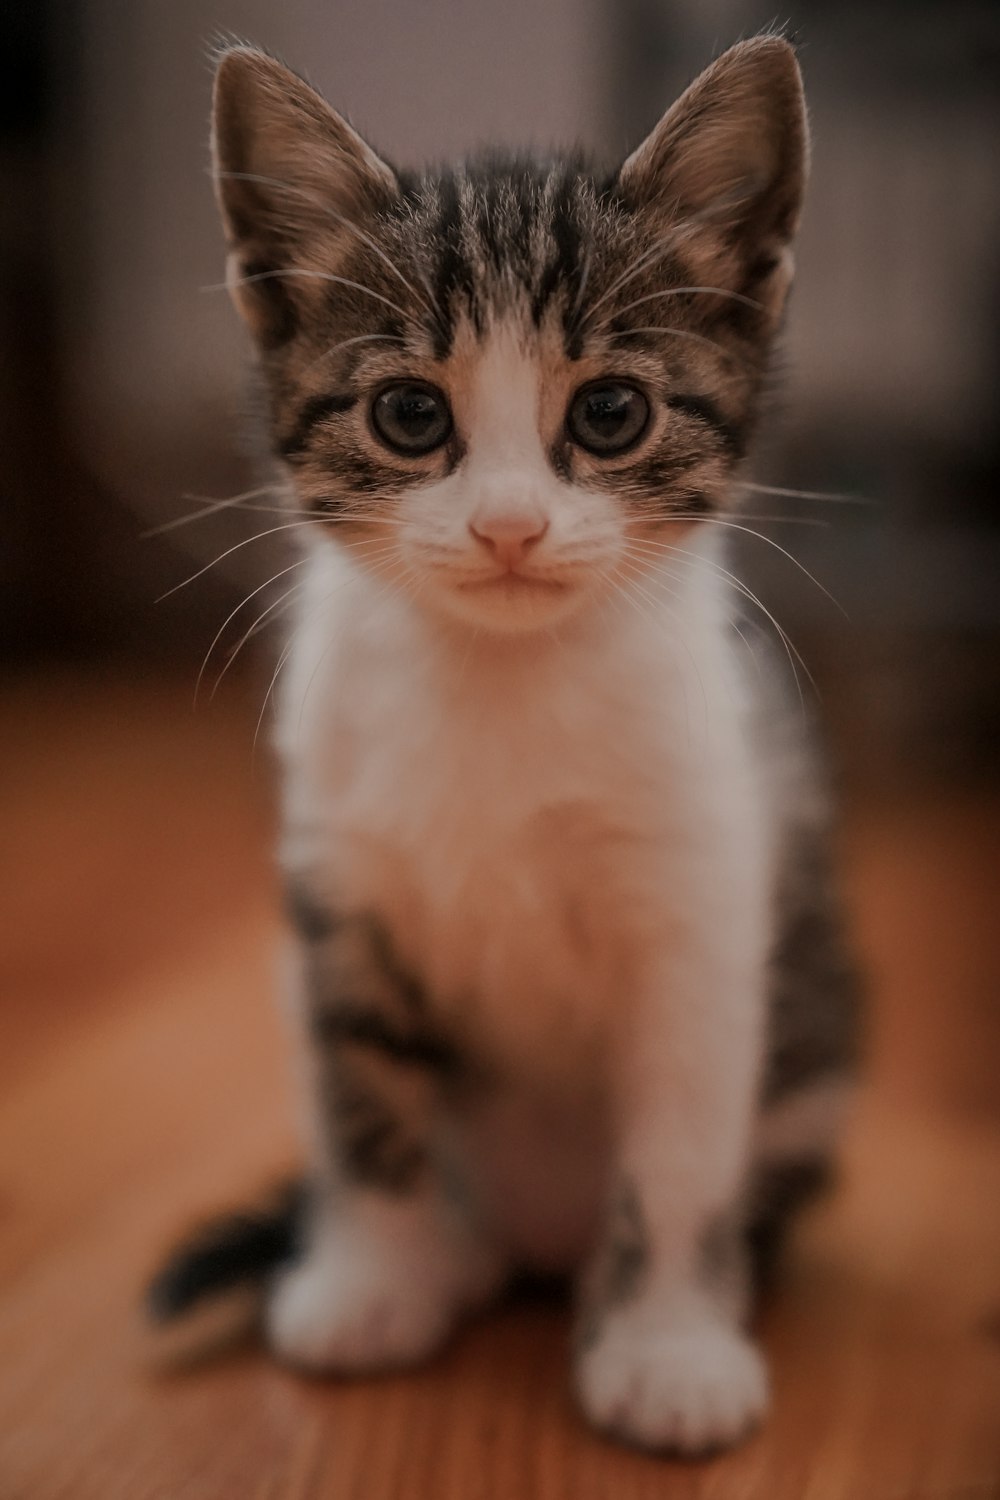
{"left": 1, "top": 673, "right": 998, "bottom": 1499}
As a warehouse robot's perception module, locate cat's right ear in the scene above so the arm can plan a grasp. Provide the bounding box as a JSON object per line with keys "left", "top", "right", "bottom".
{"left": 211, "top": 47, "right": 399, "bottom": 343}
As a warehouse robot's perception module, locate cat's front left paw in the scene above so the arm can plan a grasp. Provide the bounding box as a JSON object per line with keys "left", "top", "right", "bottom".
{"left": 575, "top": 1302, "right": 769, "bottom": 1455}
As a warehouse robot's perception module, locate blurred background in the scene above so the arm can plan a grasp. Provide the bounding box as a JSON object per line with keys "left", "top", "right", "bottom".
{"left": 1, "top": 0, "right": 998, "bottom": 1114}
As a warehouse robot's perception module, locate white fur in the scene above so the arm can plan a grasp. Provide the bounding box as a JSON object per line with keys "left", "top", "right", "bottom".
{"left": 576, "top": 1300, "right": 769, "bottom": 1453}
{"left": 271, "top": 318, "right": 783, "bottom": 1447}
{"left": 268, "top": 1192, "right": 504, "bottom": 1372}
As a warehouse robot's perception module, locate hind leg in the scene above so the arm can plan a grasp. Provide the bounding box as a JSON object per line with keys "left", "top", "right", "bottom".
{"left": 267, "top": 891, "right": 506, "bottom": 1372}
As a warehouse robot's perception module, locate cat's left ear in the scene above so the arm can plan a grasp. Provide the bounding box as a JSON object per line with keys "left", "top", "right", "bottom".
{"left": 616, "top": 35, "right": 808, "bottom": 322}
{"left": 211, "top": 46, "right": 399, "bottom": 342}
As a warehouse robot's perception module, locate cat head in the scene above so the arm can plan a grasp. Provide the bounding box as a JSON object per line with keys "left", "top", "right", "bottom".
{"left": 212, "top": 37, "right": 808, "bottom": 634}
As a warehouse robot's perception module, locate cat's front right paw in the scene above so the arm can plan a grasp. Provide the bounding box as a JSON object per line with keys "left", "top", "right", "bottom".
{"left": 267, "top": 1243, "right": 447, "bottom": 1373}
{"left": 575, "top": 1303, "right": 769, "bottom": 1455}
{"left": 266, "top": 1206, "right": 502, "bottom": 1374}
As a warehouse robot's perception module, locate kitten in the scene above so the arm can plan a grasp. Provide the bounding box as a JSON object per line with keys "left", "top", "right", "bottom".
{"left": 149, "top": 36, "right": 860, "bottom": 1454}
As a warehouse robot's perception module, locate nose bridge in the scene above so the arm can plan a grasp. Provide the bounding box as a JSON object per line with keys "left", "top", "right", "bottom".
{"left": 472, "top": 466, "right": 547, "bottom": 528}
{"left": 465, "top": 326, "right": 550, "bottom": 535}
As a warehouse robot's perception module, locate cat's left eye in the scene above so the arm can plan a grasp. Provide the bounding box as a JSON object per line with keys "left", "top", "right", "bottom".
{"left": 371, "top": 382, "right": 452, "bottom": 456}
{"left": 567, "top": 381, "right": 649, "bottom": 456}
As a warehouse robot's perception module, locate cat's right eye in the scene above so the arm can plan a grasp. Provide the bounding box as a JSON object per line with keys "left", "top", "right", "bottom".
{"left": 370, "top": 382, "right": 453, "bottom": 456}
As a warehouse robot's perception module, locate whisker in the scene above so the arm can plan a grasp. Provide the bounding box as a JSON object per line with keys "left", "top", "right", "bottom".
{"left": 253, "top": 631, "right": 299, "bottom": 756}
{"left": 203, "top": 527, "right": 413, "bottom": 707}
{"left": 741, "top": 480, "right": 871, "bottom": 506}
{"left": 195, "top": 557, "right": 309, "bottom": 704}
{"left": 215, "top": 169, "right": 434, "bottom": 320}
{"left": 581, "top": 237, "right": 675, "bottom": 324}
{"left": 626, "top": 533, "right": 815, "bottom": 707}
{"left": 593, "top": 285, "right": 763, "bottom": 332}
{"left": 288, "top": 552, "right": 422, "bottom": 745}
{"left": 156, "top": 519, "right": 331, "bottom": 601}
{"left": 605, "top": 565, "right": 693, "bottom": 748}
{"left": 696, "top": 517, "right": 849, "bottom": 620}
{"left": 619, "top": 542, "right": 764, "bottom": 686}
{"left": 732, "top": 513, "right": 829, "bottom": 528}
{"left": 616, "top": 557, "right": 711, "bottom": 734}
{"left": 679, "top": 554, "right": 812, "bottom": 709}
{"left": 211, "top": 578, "right": 308, "bottom": 700}
{"left": 300, "top": 330, "right": 406, "bottom": 378}
{"left": 207, "top": 266, "right": 414, "bottom": 326}
{"left": 606, "top": 325, "right": 735, "bottom": 361}
{"left": 143, "top": 486, "right": 282, "bottom": 538}
{"left": 233, "top": 580, "right": 309, "bottom": 651}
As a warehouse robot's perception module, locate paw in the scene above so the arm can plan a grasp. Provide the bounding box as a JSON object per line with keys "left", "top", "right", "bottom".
{"left": 266, "top": 1207, "right": 502, "bottom": 1374}
{"left": 576, "top": 1304, "right": 769, "bottom": 1455}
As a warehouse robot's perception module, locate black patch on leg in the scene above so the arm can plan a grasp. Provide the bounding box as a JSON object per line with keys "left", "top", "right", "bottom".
{"left": 311, "top": 1003, "right": 463, "bottom": 1077}
{"left": 283, "top": 887, "right": 463, "bottom": 1194}
{"left": 329, "top": 1060, "right": 427, "bottom": 1192}
{"left": 364, "top": 914, "right": 428, "bottom": 1015}
{"left": 763, "top": 826, "right": 864, "bottom": 1105}
{"left": 284, "top": 880, "right": 341, "bottom": 944}
{"left": 576, "top": 1177, "right": 650, "bottom": 1351}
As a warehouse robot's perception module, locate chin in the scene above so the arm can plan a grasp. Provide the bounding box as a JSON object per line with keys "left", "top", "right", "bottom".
{"left": 430, "top": 572, "right": 593, "bottom": 636}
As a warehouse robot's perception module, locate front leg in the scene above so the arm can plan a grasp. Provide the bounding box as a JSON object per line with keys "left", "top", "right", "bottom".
{"left": 575, "top": 922, "right": 770, "bottom": 1454}
{"left": 267, "top": 883, "right": 505, "bottom": 1372}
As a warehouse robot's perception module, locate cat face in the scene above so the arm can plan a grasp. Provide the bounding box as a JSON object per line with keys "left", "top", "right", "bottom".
{"left": 212, "top": 39, "right": 807, "bottom": 634}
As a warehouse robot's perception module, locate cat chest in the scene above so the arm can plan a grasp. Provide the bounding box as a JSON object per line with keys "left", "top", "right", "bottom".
{"left": 308, "top": 733, "right": 672, "bottom": 1071}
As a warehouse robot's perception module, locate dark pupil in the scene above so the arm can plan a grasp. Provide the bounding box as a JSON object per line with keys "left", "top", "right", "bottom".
{"left": 394, "top": 389, "right": 437, "bottom": 434}
{"left": 570, "top": 383, "right": 647, "bottom": 454}
{"left": 586, "top": 389, "right": 630, "bottom": 435}
{"left": 373, "top": 383, "right": 451, "bottom": 453}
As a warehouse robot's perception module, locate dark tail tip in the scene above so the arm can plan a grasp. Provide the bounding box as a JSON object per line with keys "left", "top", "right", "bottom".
{"left": 147, "top": 1179, "right": 308, "bottom": 1323}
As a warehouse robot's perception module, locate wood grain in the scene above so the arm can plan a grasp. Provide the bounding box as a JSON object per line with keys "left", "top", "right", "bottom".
{"left": 1, "top": 674, "right": 998, "bottom": 1499}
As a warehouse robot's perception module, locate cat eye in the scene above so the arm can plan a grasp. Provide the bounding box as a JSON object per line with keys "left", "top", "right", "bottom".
{"left": 370, "top": 382, "right": 452, "bottom": 456}
{"left": 567, "top": 382, "right": 650, "bottom": 456}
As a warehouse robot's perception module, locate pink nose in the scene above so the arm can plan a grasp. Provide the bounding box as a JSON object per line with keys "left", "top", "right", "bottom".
{"left": 468, "top": 511, "right": 549, "bottom": 569}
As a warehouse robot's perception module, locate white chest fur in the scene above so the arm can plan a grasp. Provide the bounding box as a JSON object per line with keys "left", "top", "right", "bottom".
{"left": 276, "top": 541, "right": 773, "bottom": 1082}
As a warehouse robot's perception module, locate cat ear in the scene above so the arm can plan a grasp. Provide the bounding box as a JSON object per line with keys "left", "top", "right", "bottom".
{"left": 211, "top": 46, "right": 399, "bottom": 342}
{"left": 616, "top": 36, "right": 808, "bottom": 319}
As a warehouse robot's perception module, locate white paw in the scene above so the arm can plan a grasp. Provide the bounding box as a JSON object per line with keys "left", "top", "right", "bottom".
{"left": 576, "top": 1304, "right": 769, "bottom": 1455}
{"left": 266, "top": 1206, "right": 501, "bottom": 1374}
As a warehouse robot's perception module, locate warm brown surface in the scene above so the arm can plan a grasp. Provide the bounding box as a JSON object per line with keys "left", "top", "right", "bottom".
{"left": 1, "top": 674, "right": 998, "bottom": 1499}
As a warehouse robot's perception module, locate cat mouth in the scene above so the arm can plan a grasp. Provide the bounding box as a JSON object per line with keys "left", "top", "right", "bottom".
{"left": 456, "top": 572, "right": 571, "bottom": 597}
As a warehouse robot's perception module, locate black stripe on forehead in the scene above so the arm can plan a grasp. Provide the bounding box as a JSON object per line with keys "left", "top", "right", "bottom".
{"left": 430, "top": 172, "right": 477, "bottom": 358}
{"left": 531, "top": 169, "right": 585, "bottom": 348}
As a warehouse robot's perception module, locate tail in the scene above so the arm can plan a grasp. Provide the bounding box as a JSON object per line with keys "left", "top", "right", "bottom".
{"left": 145, "top": 1180, "right": 308, "bottom": 1357}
